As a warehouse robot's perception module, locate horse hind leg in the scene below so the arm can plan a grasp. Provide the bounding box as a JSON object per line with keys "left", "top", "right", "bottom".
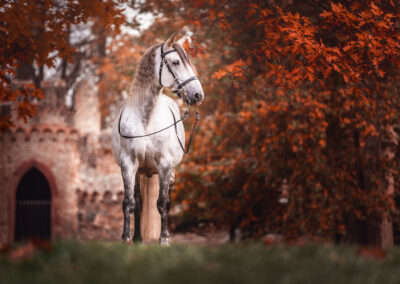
{"left": 133, "top": 175, "right": 142, "bottom": 243}
{"left": 121, "top": 158, "right": 138, "bottom": 243}
{"left": 157, "top": 167, "right": 172, "bottom": 245}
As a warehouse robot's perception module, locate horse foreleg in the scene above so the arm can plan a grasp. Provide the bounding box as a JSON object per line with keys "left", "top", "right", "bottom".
{"left": 121, "top": 158, "right": 137, "bottom": 242}
{"left": 157, "top": 168, "right": 172, "bottom": 245}
{"left": 133, "top": 174, "right": 142, "bottom": 243}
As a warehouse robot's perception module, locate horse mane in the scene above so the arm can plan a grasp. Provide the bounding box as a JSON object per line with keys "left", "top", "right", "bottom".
{"left": 127, "top": 44, "right": 161, "bottom": 107}
{"left": 132, "top": 44, "right": 161, "bottom": 88}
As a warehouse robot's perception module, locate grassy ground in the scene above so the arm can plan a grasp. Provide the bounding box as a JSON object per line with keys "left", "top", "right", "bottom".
{"left": 1, "top": 241, "right": 400, "bottom": 284}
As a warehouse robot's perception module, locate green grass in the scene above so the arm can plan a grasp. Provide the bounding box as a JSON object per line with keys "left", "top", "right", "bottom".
{"left": 2, "top": 241, "right": 400, "bottom": 284}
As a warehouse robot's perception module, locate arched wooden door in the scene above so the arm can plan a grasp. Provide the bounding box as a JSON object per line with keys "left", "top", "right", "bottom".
{"left": 14, "top": 167, "right": 52, "bottom": 241}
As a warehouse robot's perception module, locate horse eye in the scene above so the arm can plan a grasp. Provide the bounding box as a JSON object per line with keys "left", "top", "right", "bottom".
{"left": 172, "top": 60, "right": 180, "bottom": 66}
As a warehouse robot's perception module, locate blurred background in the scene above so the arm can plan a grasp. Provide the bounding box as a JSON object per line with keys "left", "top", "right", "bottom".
{"left": 1, "top": 0, "right": 400, "bottom": 249}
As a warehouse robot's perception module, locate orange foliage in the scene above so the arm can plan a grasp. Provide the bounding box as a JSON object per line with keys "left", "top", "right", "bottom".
{"left": 10, "top": 0, "right": 395, "bottom": 242}
{"left": 137, "top": 0, "right": 400, "bottom": 240}
{"left": 0, "top": 0, "right": 125, "bottom": 130}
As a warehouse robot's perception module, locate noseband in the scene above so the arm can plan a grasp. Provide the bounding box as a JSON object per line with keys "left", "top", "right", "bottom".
{"left": 159, "top": 43, "right": 198, "bottom": 99}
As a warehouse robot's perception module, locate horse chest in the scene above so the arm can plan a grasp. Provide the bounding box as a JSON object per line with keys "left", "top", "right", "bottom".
{"left": 133, "top": 141, "right": 162, "bottom": 175}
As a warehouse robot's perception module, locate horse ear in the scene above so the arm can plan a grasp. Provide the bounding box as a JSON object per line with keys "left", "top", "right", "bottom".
{"left": 165, "top": 32, "right": 179, "bottom": 48}
{"left": 176, "top": 33, "right": 191, "bottom": 46}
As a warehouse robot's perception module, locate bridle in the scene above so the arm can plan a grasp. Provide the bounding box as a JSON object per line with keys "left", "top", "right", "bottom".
{"left": 159, "top": 43, "right": 199, "bottom": 99}
{"left": 118, "top": 42, "right": 201, "bottom": 154}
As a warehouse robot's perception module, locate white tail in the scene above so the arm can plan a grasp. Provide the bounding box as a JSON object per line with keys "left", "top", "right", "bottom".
{"left": 138, "top": 174, "right": 161, "bottom": 241}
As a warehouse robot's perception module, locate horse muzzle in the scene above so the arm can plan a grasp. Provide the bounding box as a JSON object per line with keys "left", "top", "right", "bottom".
{"left": 174, "top": 89, "right": 204, "bottom": 106}
{"left": 187, "top": 90, "right": 204, "bottom": 106}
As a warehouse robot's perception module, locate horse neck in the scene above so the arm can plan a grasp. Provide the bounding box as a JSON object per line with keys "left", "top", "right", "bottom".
{"left": 126, "top": 82, "right": 162, "bottom": 124}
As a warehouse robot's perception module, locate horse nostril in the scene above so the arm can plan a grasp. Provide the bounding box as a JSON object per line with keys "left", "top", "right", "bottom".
{"left": 194, "top": 93, "right": 201, "bottom": 101}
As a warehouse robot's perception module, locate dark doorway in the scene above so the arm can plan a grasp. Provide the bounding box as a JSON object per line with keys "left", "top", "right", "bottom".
{"left": 15, "top": 167, "right": 51, "bottom": 241}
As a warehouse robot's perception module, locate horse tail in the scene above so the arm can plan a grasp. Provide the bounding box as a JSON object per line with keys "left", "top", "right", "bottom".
{"left": 139, "top": 174, "right": 161, "bottom": 241}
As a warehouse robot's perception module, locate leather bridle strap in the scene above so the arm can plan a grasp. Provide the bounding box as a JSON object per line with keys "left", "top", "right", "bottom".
{"left": 158, "top": 48, "right": 176, "bottom": 87}
{"left": 173, "top": 77, "right": 198, "bottom": 94}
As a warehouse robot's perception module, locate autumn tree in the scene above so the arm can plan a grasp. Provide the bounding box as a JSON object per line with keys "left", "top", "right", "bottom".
{"left": 133, "top": 0, "right": 400, "bottom": 246}
{"left": 0, "top": 0, "right": 125, "bottom": 130}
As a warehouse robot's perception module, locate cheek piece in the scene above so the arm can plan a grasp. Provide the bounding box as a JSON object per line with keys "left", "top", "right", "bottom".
{"left": 158, "top": 43, "right": 198, "bottom": 101}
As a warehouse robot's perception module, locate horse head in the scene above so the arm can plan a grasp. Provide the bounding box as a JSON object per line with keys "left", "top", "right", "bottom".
{"left": 157, "top": 31, "right": 204, "bottom": 106}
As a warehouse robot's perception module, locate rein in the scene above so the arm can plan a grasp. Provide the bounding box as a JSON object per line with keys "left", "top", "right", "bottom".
{"left": 169, "top": 107, "right": 200, "bottom": 154}
{"left": 118, "top": 42, "right": 201, "bottom": 154}
{"left": 118, "top": 107, "right": 200, "bottom": 154}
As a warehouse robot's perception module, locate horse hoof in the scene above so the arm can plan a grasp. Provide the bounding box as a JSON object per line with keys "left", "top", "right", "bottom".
{"left": 133, "top": 237, "right": 142, "bottom": 244}
{"left": 122, "top": 237, "right": 132, "bottom": 244}
{"left": 159, "top": 238, "right": 169, "bottom": 246}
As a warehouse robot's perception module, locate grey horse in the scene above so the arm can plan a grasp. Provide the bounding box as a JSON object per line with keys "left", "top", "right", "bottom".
{"left": 111, "top": 32, "right": 204, "bottom": 245}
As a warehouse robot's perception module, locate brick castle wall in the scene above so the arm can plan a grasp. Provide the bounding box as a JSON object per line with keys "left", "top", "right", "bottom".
{"left": 0, "top": 78, "right": 124, "bottom": 244}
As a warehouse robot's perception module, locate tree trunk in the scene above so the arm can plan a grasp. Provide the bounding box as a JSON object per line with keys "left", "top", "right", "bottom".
{"left": 346, "top": 127, "right": 396, "bottom": 248}
{"left": 139, "top": 175, "right": 161, "bottom": 242}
